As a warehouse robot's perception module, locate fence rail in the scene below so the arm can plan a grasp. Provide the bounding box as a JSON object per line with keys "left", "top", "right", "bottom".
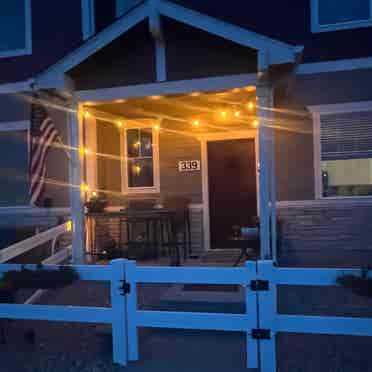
{"left": 0, "top": 222, "right": 71, "bottom": 264}
{"left": 0, "top": 259, "right": 371, "bottom": 370}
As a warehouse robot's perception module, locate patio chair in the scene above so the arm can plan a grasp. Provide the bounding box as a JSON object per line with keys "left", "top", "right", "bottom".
{"left": 162, "top": 196, "right": 192, "bottom": 265}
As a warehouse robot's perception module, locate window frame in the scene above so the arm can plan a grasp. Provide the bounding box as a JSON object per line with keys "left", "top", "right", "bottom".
{"left": 0, "top": 120, "right": 31, "bottom": 208}
{"left": 310, "top": 101, "right": 372, "bottom": 200}
{"left": 0, "top": 0, "right": 32, "bottom": 58}
{"left": 311, "top": 0, "right": 372, "bottom": 33}
{"left": 120, "top": 127, "right": 160, "bottom": 194}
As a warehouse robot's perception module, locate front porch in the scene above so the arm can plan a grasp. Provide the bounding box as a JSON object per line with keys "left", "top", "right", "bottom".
{"left": 78, "top": 84, "right": 268, "bottom": 265}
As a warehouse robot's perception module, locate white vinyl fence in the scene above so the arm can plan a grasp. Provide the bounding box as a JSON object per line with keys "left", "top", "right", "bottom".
{"left": 0, "top": 259, "right": 372, "bottom": 370}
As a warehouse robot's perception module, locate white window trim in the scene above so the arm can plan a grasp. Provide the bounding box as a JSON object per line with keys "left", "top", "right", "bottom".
{"left": 0, "top": 0, "right": 32, "bottom": 58}
{"left": 309, "top": 101, "right": 372, "bottom": 200}
{"left": 120, "top": 127, "right": 160, "bottom": 195}
{"left": 81, "top": 0, "right": 95, "bottom": 40}
{"left": 311, "top": 0, "right": 372, "bottom": 33}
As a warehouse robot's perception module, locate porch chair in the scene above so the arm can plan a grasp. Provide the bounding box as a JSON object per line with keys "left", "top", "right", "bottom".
{"left": 162, "top": 196, "right": 192, "bottom": 265}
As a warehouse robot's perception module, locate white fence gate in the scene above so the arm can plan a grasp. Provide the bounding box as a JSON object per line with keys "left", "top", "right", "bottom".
{"left": 0, "top": 259, "right": 372, "bottom": 371}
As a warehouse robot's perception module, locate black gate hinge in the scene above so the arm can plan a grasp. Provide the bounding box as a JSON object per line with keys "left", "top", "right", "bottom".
{"left": 250, "top": 280, "right": 269, "bottom": 291}
{"left": 251, "top": 329, "right": 271, "bottom": 340}
{"left": 119, "top": 280, "right": 131, "bottom": 295}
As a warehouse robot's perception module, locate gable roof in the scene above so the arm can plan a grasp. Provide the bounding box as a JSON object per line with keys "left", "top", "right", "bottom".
{"left": 35, "top": 0, "right": 302, "bottom": 89}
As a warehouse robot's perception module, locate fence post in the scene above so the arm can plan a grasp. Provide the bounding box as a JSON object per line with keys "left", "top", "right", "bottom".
{"left": 110, "top": 259, "right": 128, "bottom": 366}
{"left": 257, "top": 260, "right": 276, "bottom": 372}
{"left": 125, "top": 260, "right": 139, "bottom": 361}
{"left": 246, "top": 261, "right": 259, "bottom": 369}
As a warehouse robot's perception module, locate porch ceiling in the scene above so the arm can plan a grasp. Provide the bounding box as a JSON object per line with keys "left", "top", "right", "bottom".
{"left": 84, "top": 87, "right": 258, "bottom": 136}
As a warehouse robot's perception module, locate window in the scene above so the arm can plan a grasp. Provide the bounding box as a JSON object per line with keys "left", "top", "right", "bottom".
{"left": 116, "top": 0, "right": 142, "bottom": 17}
{"left": 0, "top": 121, "right": 30, "bottom": 206}
{"left": 0, "top": 0, "right": 32, "bottom": 58}
{"left": 122, "top": 128, "right": 159, "bottom": 192}
{"left": 316, "top": 107, "right": 372, "bottom": 198}
{"left": 311, "top": 0, "right": 372, "bottom": 32}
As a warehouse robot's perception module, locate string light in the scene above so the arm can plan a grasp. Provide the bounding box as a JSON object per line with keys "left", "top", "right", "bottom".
{"left": 253, "top": 120, "right": 259, "bottom": 127}
{"left": 234, "top": 111, "right": 241, "bottom": 118}
{"left": 79, "top": 147, "right": 90, "bottom": 156}
{"left": 232, "top": 88, "right": 241, "bottom": 93}
{"left": 220, "top": 111, "right": 227, "bottom": 119}
{"left": 117, "top": 121, "right": 123, "bottom": 128}
{"left": 81, "top": 183, "right": 90, "bottom": 193}
{"left": 192, "top": 119, "right": 200, "bottom": 127}
{"left": 66, "top": 220, "right": 73, "bottom": 232}
{"left": 84, "top": 111, "right": 90, "bottom": 119}
{"left": 153, "top": 124, "right": 161, "bottom": 131}
{"left": 247, "top": 102, "right": 255, "bottom": 111}
{"left": 133, "top": 141, "right": 141, "bottom": 149}
{"left": 92, "top": 191, "right": 97, "bottom": 197}
{"left": 133, "top": 165, "right": 142, "bottom": 175}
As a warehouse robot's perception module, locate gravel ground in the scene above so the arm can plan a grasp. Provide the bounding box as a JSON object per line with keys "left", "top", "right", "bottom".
{"left": 0, "top": 280, "right": 372, "bottom": 371}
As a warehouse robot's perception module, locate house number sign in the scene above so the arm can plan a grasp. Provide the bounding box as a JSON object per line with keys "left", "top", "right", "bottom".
{"left": 178, "top": 160, "right": 201, "bottom": 172}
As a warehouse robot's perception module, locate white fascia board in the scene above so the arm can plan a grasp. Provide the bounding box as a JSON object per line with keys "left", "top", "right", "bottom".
{"left": 77, "top": 73, "right": 257, "bottom": 102}
{"left": 0, "top": 79, "right": 34, "bottom": 94}
{"left": 308, "top": 101, "right": 372, "bottom": 114}
{"left": 158, "top": 0, "right": 300, "bottom": 65}
{"left": 35, "top": 2, "right": 150, "bottom": 88}
{"left": 297, "top": 57, "right": 372, "bottom": 75}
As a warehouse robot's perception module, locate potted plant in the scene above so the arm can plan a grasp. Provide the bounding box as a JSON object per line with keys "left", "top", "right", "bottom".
{"left": 85, "top": 193, "right": 108, "bottom": 213}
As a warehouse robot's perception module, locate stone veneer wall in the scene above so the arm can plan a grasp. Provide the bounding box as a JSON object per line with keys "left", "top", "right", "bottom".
{"left": 277, "top": 199, "right": 372, "bottom": 267}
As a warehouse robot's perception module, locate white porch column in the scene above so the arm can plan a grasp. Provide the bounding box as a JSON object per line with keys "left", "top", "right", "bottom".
{"left": 257, "top": 81, "right": 274, "bottom": 260}
{"left": 68, "top": 103, "right": 86, "bottom": 264}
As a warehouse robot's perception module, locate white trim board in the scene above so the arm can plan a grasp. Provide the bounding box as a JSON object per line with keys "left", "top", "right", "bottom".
{"left": 0, "top": 120, "right": 30, "bottom": 131}
{"left": 308, "top": 101, "right": 372, "bottom": 114}
{"left": 81, "top": 0, "right": 96, "bottom": 40}
{"left": 297, "top": 57, "right": 372, "bottom": 75}
{"left": 158, "top": 0, "right": 300, "bottom": 65}
{"left": 309, "top": 100, "right": 372, "bottom": 200}
{"left": 35, "top": 2, "right": 150, "bottom": 88}
{"left": 77, "top": 74, "right": 257, "bottom": 103}
{"left": 0, "top": 0, "right": 32, "bottom": 59}
{"left": 35, "top": 0, "right": 299, "bottom": 90}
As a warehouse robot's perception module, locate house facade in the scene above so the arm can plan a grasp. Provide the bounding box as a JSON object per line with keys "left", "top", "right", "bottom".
{"left": 1, "top": 0, "right": 372, "bottom": 266}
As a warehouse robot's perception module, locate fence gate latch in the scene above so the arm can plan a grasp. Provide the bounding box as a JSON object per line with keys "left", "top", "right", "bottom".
{"left": 251, "top": 329, "right": 271, "bottom": 340}
{"left": 250, "top": 280, "right": 269, "bottom": 291}
{"left": 119, "top": 280, "right": 130, "bottom": 295}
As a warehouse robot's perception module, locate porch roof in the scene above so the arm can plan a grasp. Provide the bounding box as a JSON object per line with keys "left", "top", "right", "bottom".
{"left": 35, "top": 0, "right": 302, "bottom": 90}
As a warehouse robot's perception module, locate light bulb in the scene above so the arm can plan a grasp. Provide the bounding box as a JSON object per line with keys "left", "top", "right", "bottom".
{"left": 253, "top": 120, "right": 259, "bottom": 127}
{"left": 234, "top": 111, "right": 241, "bottom": 117}
{"left": 192, "top": 120, "right": 200, "bottom": 127}
{"left": 247, "top": 102, "right": 254, "bottom": 111}
{"left": 220, "top": 111, "right": 227, "bottom": 118}
{"left": 84, "top": 111, "right": 90, "bottom": 119}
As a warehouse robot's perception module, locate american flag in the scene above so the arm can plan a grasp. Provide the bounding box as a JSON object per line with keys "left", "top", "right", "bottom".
{"left": 29, "top": 100, "right": 60, "bottom": 206}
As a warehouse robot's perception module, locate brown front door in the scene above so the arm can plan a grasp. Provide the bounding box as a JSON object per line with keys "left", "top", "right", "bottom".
{"left": 207, "top": 139, "right": 257, "bottom": 249}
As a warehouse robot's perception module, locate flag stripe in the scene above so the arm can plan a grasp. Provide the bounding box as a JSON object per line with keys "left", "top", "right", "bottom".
{"left": 29, "top": 100, "right": 60, "bottom": 206}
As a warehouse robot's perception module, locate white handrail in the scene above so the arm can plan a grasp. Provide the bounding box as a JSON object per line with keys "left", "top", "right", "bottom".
{"left": 0, "top": 222, "right": 71, "bottom": 263}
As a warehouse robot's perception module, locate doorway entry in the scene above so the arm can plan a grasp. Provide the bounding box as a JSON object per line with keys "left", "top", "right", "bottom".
{"left": 207, "top": 138, "right": 257, "bottom": 249}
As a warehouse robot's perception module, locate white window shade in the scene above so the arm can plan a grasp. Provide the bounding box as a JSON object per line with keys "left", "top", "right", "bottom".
{"left": 320, "top": 111, "right": 372, "bottom": 161}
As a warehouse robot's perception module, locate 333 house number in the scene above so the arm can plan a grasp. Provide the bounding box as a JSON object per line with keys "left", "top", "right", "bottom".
{"left": 178, "top": 160, "right": 201, "bottom": 172}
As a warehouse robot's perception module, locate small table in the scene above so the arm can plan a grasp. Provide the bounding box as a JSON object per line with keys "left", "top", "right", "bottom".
{"left": 228, "top": 235, "right": 260, "bottom": 266}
